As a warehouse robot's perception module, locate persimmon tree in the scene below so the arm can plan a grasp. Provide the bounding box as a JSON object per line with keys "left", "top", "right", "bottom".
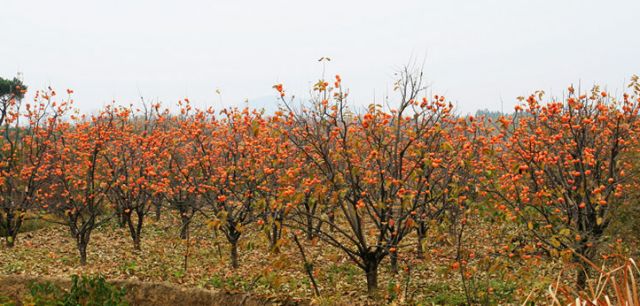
{"left": 408, "top": 111, "right": 487, "bottom": 261}
{"left": 193, "top": 107, "right": 278, "bottom": 267}
{"left": 104, "top": 103, "right": 165, "bottom": 250}
{"left": 47, "top": 108, "right": 116, "bottom": 265}
{"left": 288, "top": 162, "right": 327, "bottom": 241}
{"left": 0, "top": 86, "right": 63, "bottom": 247}
{"left": 277, "top": 68, "right": 459, "bottom": 295}
{"left": 444, "top": 115, "right": 489, "bottom": 304}
{"left": 485, "top": 80, "right": 640, "bottom": 288}
{"left": 256, "top": 120, "right": 299, "bottom": 252}
{"left": 358, "top": 96, "right": 458, "bottom": 275}
{"left": 158, "top": 100, "right": 203, "bottom": 240}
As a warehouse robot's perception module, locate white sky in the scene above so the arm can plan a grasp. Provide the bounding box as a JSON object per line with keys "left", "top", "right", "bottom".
{"left": 2, "top": 0, "right": 639, "bottom": 114}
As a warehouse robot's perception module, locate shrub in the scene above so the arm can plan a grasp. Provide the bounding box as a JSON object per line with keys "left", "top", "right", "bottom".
{"left": 28, "top": 275, "right": 128, "bottom": 306}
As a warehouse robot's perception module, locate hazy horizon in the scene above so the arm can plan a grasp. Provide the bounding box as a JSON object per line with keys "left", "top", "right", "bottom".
{"left": 2, "top": 0, "right": 639, "bottom": 114}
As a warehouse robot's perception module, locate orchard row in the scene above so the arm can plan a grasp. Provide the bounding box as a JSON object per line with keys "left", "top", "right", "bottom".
{"left": 1, "top": 72, "right": 639, "bottom": 296}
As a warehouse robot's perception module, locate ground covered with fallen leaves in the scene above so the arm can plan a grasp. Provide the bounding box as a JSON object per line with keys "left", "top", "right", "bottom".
{"left": 0, "top": 212, "right": 581, "bottom": 305}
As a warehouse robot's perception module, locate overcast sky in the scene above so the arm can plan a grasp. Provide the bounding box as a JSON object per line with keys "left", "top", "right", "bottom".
{"left": 2, "top": 0, "right": 639, "bottom": 114}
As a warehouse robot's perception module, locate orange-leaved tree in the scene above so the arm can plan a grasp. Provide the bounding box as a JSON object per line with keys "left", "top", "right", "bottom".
{"left": 485, "top": 80, "right": 640, "bottom": 288}
{"left": 194, "top": 107, "right": 281, "bottom": 267}
{"left": 104, "top": 103, "right": 166, "bottom": 250}
{"left": 47, "top": 107, "right": 116, "bottom": 265}
{"left": 255, "top": 117, "right": 298, "bottom": 253}
{"left": 0, "top": 86, "right": 64, "bottom": 247}
{"left": 158, "top": 99, "right": 203, "bottom": 240}
{"left": 277, "top": 68, "right": 461, "bottom": 295}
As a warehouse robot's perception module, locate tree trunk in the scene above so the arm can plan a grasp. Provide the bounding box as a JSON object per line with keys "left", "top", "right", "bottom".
{"left": 390, "top": 249, "right": 399, "bottom": 274}
{"left": 416, "top": 226, "right": 426, "bottom": 259}
{"left": 78, "top": 242, "right": 88, "bottom": 265}
{"left": 314, "top": 219, "right": 323, "bottom": 237}
{"left": 120, "top": 212, "right": 127, "bottom": 228}
{"left": 154, "top": 203, "right": 162, "bottom": 221}
{"left": 3, "top": 211, "right": 23, "bottom": 248}
{"left": 124, "top": 212, "right": 138, "bottom": 250}
{"left": 230, "top": 240, "right": 239, "bottom": 269}
{"left": 69, "top": 215, "right": 94, "bottom": 266}
{"left": 133, "top": 236, "right": 141, "bottom": 251}
{"left": 135, "top": 210, "right": 144, "bottom": 251}
{"left": 365, "top": 259, "right": 379, "bottom": 297}
{"left": 577, "top": 267, "right": 587, "bottom": 290}
{"left": 270, "top": 221, "right": 281, "bottom": 253}
{"left": 5, "top": 228, "right": 17, "bottom": 248}
{"left": 126, "top": 210, "right": 144, "bottom": 251}
{"left": 573, "top": 228, "right": 598, "bottom": 291}
{"left": 179, "top": 216, "right": 190, "bottom": 240}
{"left": 573, "top": 247, "right": 590, "bottom": 290}
{"left": 306, "top": 213, "right": 314, "bottom": 240}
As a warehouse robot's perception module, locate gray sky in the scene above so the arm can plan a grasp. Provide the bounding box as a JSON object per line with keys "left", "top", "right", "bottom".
{"left": 2, "top": 0, "right": 639, "bottom": 114}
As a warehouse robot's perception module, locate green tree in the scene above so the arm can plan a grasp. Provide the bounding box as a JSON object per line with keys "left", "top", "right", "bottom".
{"left": 0, "top": 76, "right": 27, "bottom": 126}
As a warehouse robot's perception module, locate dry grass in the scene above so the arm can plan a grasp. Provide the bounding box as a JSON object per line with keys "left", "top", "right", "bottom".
{"left": 0, "top": 212, "right": 598, "bottom": 305}
{"left": 545, "top": 255, "right": 639, "bottom": 306}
